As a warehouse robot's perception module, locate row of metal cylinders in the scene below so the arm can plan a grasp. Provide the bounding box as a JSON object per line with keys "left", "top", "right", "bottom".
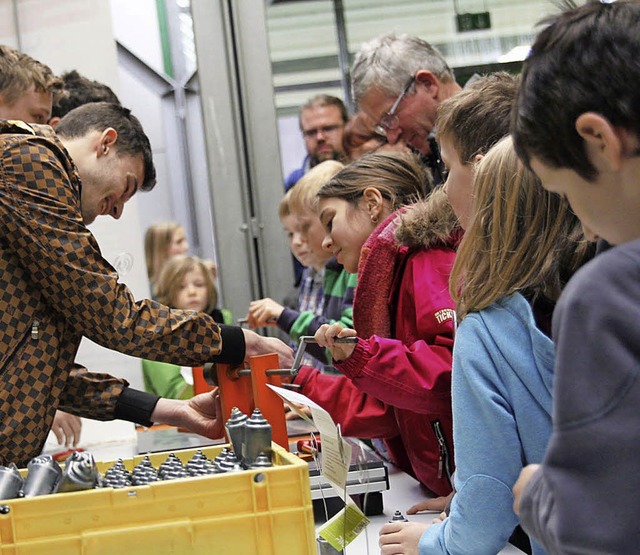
{"left": 0, "top": 406, "right": 274, "bottom": 501}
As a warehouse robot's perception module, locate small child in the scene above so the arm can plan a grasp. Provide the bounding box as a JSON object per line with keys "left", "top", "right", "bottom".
{"left": 510, "top": 2, "right": 640, "bottom": 553}
{"left": 144, "top": 221, "right": 190, "bottom": 289}
{"left": 247, "top": 160, "right": 357, "bottom": 369}
{"left": 142, "top": 255, "right": 226, "bottom": 399}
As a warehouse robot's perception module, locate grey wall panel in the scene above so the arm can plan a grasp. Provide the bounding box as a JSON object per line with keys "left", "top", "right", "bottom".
{"left": 191, "top": 0, "right": 291, "bottom": 321}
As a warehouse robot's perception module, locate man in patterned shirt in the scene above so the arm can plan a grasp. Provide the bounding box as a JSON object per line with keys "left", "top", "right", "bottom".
{"left": 0, "top": 102, "right": 292, "bottom": 466}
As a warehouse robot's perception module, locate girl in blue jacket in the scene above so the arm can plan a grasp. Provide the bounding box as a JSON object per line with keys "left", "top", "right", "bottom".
{"left": 379, "top": 136, "right": 593, "bottom": 555}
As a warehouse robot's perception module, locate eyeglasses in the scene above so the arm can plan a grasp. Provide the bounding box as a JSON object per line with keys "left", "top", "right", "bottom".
{"left": 302, "top": 124, "right": 343, "bottom": 140}
{"left": 374, "top": 75, "right": 416, "bottom": 137}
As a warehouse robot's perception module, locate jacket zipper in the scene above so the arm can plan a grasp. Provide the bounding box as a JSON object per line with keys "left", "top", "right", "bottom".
{"left": 1, "top": 319, "right": 40, "bottom": 371}
{"left": 432, "top": 419, "right": 453, "bottom": 488}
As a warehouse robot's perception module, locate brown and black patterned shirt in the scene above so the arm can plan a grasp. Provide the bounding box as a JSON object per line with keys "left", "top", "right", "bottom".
{"left": 0, "top": 121, "right": 243, "bottom": 466}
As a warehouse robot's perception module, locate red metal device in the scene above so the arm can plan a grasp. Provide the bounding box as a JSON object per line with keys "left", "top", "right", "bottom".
{"left": 211, "top": 353, "right": 289, "bottom": 452}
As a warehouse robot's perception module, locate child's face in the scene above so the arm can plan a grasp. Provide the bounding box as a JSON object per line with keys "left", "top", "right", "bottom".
{"left": 174, "top": 265, "right": 208, "bottom": 312}
{"left": 318, "top": 196, "right": 374, "bottom": 274}
{"left": 168, "top": 226, "right": 189, "bottom": 257}
{"left": 296, "top": 210, "right": 333, "bottom": 271}
{"left": 440, "top": 134, "right": 476, "bottom": 230}
{"left": 530, "top": 158, "right": 610, "bottom": 243}
{"left": 281, "top": 214, "right": 313, "bottom": 267}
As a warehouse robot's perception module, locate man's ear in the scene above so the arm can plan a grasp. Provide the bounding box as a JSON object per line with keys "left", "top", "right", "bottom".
{"left": 575, "top": 112, "right": 623, "bottom": 172}
{"left": 96, "top": 127, "right": 118, "bottom": 158}
{"left": 48, "top": 116, "right": 61, "bottom": 129}
{"left": 415, "top": 70, "right": 438, "bottom": 98}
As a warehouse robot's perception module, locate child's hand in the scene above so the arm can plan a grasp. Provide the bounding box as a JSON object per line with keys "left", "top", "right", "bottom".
{"left": 406, "top": 492, "right": 453, "bottom": 514}
{"left": 51, "top": 410, "right": 82, "bottom": 447}
{"left": 314, "top": 323, "right": 357, "bottom": 362}
{"left": 513, "top": 464, "right": 540, "bottom": 515}
{"left": 284, "top": 403, "right": 312, "bottom": 420}
{"left": 247, "top": 298, "right": 284, "bottom": 328}
{"left": 379, "top": 522, "right": 428, "bottom": 555}
{"left": 432, "top": 511, "right": 447, "bottom": 524}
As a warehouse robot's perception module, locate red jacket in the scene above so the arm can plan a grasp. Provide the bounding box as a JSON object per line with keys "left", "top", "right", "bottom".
{"left": 296, "top": 191, "right": 461, "bottom": 495}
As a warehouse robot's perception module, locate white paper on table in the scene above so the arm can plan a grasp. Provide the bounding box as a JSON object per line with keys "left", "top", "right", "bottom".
{"left": 268, "top": 384, "right": 351, "bottom": 496}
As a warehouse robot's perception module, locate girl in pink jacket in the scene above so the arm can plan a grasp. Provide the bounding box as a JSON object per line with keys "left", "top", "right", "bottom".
{"left": 293, "top": 151, "right": 461, "bottom": 496}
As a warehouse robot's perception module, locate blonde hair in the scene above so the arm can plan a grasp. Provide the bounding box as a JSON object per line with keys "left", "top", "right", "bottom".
{"left": 154, "top": 255, "right": 217, "bottom": 313}
{"left": 317, "top": 151, "right": 432, "bottom": 210}
{"left": 0, "top": 45, "right": 62, "bottom": 104}
{"left": 278, "top": 188, "right": 293, "bottom": 220}
{"left": 144, "top": 222, "right": 183, "bottom": 283}
{"left": 450, "top": 136, "right": 591, "bottom": 320}
{"left": 288, "top": 160, "right": 344, "bottom": 214}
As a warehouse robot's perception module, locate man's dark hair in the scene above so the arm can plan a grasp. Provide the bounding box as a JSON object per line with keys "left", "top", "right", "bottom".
{"left": 512, "top": 0, "right": 640, "bottom": 181}
{"left": 299, "top": 94, "right": 349, "bottom": 128}
{"left": 56, "top": 102, "right": 156, "bottom": 191}
{"left": 52, "top": 70, "right": 120, "bottom": 119}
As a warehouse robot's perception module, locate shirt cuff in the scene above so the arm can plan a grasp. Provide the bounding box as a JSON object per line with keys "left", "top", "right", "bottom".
{"left": 335, "top": 338, "right": 369, "bottom": 378}
{"left": 277, "top": 307, "right": 298, "bottom": 333}
{"left": 209, "top": 324, "right": 246, "bottom": 366}
{"left": 114, "top": 387, "right": 160, "bottom": 427}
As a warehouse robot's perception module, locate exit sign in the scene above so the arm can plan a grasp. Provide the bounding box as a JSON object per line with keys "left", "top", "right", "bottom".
{"left": 456, "top": 11, "right": 492, "bottom": 32}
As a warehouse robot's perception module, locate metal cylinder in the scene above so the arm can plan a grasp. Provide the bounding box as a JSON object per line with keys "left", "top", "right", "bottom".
{"left": 388, "top": 510, "right": 409, "bottom": 523}
{"left": 249, "top": 452, "right": 273, "bottom": 469}
{"left": 56, "top": 451, "right": 99, "bottom": 493}
{"left": 22, "top": 455, "right": 62, "bottom": 497}
{"left": 225, "top": 407, "right": 248, "bottom": 458}
{"left": 0, "top": 464, "right": 23, "bottom": 500}
{"left": 243, "top": 408, "right": 272, "bottom": 467}
{"left": 316, "top": 536, "right": 343, "bottom": 555}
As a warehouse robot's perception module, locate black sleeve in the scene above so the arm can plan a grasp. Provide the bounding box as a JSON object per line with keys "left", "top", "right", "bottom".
{"left": 114, "top": 387, "right": 160, "bottom": 427}
{"left": 210, "top": 325, "right": 246, "bottom": 365}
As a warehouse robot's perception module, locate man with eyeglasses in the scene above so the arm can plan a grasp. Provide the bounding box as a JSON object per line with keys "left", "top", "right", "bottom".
{"left": 284, "top": 94, "right": 348, "bottom": 191}
{"left": 351, "top": 33, "right": 462, "bottom": 184}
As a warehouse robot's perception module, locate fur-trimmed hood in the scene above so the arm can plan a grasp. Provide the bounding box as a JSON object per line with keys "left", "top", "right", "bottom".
{"left": 395, "top": 187, "right": 462, "bottom": 250}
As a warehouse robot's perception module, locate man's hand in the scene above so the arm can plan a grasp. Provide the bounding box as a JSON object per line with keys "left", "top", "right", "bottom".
{"left": 513, "top": 464, "right": 540, "bottom": 515}
{"left": 247, "top": 298, "right": 284, "bottom": 328}
{"left": 379, "top": 522, "right": 428, "bottom": 555}
{"left": 314, "top": 323, "right": 357, "bottom": 362}
{"left": 151, "top": 389, "right": 225, "bottom": 439}
{"left": 242, "top": 328, "right": 294, "bottom": 368}
{"left": 52, "top": 410, "right": 82, "bottom": 447}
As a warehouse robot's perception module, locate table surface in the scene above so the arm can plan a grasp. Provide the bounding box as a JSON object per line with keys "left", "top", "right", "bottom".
{"left": 341, "top": 464, "right": 525, "bottom": 555}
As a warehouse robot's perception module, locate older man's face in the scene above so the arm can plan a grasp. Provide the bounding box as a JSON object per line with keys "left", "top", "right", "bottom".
{"left": 358, "top": 80, "right": 439, "bottom": 155}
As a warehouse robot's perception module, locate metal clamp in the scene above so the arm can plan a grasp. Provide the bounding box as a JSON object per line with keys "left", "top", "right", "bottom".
{"left": 203, "top": 334, "right": 357, "bottom": 384}
{"left": 289, "top": 335, "right": 357, "bottom": 377}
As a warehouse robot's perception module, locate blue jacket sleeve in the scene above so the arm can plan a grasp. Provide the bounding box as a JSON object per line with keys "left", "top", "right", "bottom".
{"left": 419, "top": 313, "right": 522, "bottom": 555}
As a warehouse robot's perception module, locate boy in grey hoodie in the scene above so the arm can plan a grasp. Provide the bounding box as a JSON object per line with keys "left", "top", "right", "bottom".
{"left": 511, "top": 2, "right": 640, "bottom": 553}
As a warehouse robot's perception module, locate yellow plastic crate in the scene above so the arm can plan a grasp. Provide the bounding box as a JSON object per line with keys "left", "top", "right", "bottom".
{"left": 0, "top": 444, "right": 315, "bottom": 555}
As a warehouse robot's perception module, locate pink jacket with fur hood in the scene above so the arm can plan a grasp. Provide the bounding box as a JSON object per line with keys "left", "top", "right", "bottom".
{"left": 296, "top": 189, "right": 461, "bottom": 496}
